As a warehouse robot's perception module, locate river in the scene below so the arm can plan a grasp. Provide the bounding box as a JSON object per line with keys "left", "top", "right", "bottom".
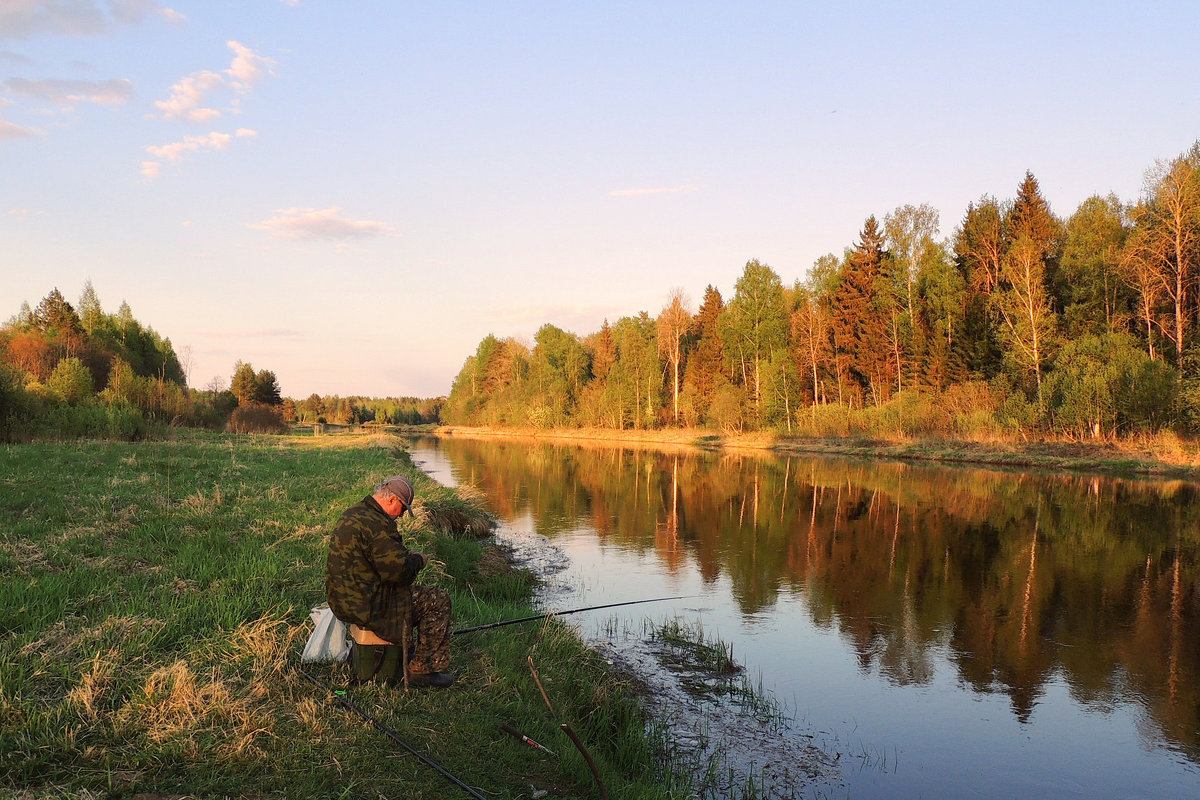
{"left": 410, "top": 435, "right": 1200, "bottom": 799}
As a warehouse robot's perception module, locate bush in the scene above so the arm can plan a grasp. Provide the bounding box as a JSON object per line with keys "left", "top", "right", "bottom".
{"left": 863, "top": 391, "right": 950, "bottom": 438}
{"left": 30, "top": 403, "right": 149, "bottom": 441}
{"left": 1041, "top": 333, "right": 1177, "bottom": 437}
{"left": 709, "top": 383, "right": 747, "bottom": 433}
{"left": 0, "top": 363, "right": 35, "bottom": 442}
{"left": 226, "top": 403, "right": 287, "bottom": 434}
{"left": 938, "top": 381, "right": 1005, "bottom": 439}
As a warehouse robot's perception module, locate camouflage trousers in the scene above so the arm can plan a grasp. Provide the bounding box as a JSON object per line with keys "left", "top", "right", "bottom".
{"left": 406, "top": 584, "right": 451, "bottom": 674}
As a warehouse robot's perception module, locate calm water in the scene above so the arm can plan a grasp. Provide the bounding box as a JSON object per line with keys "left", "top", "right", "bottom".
{"left": 411, "top": 436, "right": 1200, "bottom": 799}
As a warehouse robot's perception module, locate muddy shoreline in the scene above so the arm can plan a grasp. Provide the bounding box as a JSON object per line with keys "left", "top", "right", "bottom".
{"left": 488, "top": 523, "right": 843, "bottom": 798}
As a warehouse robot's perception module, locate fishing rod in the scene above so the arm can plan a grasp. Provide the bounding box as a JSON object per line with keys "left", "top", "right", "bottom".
{"left": 452, "top": 595, "right": 694, "bottom": 636}
{"left": 297, "top": 669, "right": 489, "bottom": 800}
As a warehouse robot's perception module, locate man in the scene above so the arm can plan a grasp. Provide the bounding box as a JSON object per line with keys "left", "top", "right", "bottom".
{"left": 325, "top": 475, "right": 455, "bottom": 688}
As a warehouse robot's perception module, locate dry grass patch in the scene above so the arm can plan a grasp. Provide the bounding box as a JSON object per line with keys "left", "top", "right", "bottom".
{"left": 180, "top": 485, "right": 223, "bottom": 514}
{"left": 3, "top": 539, "right": 54, "bottom": 574}
{"left": 230, "top": 616, "right": 307, "bottom": 679}
{"left": 116, "top": 660, "right": 236, "bottom": 743}
{"left": 67, "top": 649, "right": 121, "bottom": 720}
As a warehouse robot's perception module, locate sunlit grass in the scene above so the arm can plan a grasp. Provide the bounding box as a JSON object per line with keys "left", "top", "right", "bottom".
{"left": 1, "top": 430, "right": 690, "bottom": 799}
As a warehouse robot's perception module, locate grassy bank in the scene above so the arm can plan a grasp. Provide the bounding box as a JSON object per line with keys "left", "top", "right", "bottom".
{"left": 436, "top": 425, "right": 1200, "bottom": 479}
{"left": 0, "top": 430, "right": 686, "bottom": 799}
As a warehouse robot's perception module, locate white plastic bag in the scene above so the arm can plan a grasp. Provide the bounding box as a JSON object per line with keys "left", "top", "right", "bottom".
{"left": 302, "top": 603, "right": 350, "bottom": 662}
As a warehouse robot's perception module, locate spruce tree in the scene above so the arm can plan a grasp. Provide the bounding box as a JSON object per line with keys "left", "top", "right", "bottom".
{"left": 831, "top": 217, "right": 891, "bottom": 404}
{"left": 681, "top": 285, "right": 725, "bottom": 421}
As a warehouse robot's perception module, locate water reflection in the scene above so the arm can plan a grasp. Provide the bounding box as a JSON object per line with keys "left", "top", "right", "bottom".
{"left": 423, "top": 436, "right": 1200, "bottom": 764}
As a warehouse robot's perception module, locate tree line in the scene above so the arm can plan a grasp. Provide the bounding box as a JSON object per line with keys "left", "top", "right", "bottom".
{"left": 0, "top": 284, "right": 440, "bottom": 440}
{"left": 446, "top": 142, "right": 1200, "bottom": 439}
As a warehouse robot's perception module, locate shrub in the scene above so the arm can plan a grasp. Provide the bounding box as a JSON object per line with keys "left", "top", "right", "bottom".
{"left": 938, "top": 381, "right": 1005, "bottom": 439}
{"left": 863, "top": 391, "right": 950, "bottom": 438}
{"left": 30, "top": 403, "right": 148, "bottom": 441}
{"left": 1041, "top": 333, "right": 1177, "bottom": 437}
{"left": 709, "top": 383, "right": 747, "bottom": 433}
{"left": 0, "top": 363, "right": 35, "bottom": 442}
{"left": 226, "top": 403, "right": 287, "bottom": 434}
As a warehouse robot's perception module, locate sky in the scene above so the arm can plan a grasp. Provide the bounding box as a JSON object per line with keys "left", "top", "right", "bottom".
{"left": 2, "top": 1, "right": 1198, "bottom": 399}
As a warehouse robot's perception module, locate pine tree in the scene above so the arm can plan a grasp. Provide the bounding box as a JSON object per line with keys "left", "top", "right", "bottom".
{"left": 231, "top": 361, "right": 258, "bottom": 406}
{"left": 255, "top": 369, "right": 282, "bottom": 405}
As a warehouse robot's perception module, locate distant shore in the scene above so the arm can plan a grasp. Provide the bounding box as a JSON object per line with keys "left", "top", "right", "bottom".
{"left": 433, "top": 425, "right": 1200, "bottom": 480}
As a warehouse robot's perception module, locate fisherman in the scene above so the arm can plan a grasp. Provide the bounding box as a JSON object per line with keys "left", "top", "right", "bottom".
{"left": 325, "top": 475, "right": 455, "bottom": 688}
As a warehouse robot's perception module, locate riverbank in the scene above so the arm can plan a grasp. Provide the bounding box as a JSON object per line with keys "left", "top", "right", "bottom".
{"left": 0, "top": 431, "right": 687, "bottom": 799}
{"left": 435, "top": 425, "right": 1200, "bottom": 480}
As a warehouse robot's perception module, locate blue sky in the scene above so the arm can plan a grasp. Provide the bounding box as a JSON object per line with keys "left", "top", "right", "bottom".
{"left": 2, "top": 1, "right": 1197, "bottom": 398}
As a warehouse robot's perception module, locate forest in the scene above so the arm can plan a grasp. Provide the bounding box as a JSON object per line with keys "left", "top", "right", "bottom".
{"left": 446, "top": 143, "right": 1200, "bottom": 441}
{"left": 0, "top": 284, "right": 439, "bottom": 441}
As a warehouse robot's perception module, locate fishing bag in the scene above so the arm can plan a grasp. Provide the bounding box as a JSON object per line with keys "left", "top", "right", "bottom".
{"left": 302, "top": 604, "right": 350, "bottom": 662}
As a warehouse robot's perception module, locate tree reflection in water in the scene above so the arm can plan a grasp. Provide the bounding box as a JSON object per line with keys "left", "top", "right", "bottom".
{"left": 428, "top": 436, "right": 1200, "bottom": 762}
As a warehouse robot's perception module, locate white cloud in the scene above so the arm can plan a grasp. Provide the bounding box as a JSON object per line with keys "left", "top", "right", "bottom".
{"left": 141, "top": 128, "right": 255, "bottom": 176}
{"left": 249, "top": 206, "right": 396, "bottom": 241}
{"left": 0, "top": 0, "right": 181, "bottom": 41}
{"left": 154, "top": 69, "right": 222, "bottom": 121}
{"left": 0, "top": 116, "right": 40, "bottom": 140}
{"left": 146, "top": 130, "right": 231, "bottom": 161}
{"left": 5, "top": 77, "right": 133, "bottom": 106}
{"left": 153, "top": 42, "right": 272, "bottom": 122}
{"left": 608, "top": 184, "right": 699, "bottom": 197}
{"left": 225, "top": 40, "right": 273, "bottom": 89}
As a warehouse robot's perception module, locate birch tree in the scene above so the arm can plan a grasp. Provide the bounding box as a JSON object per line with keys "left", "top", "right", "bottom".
{"left": 657, "top": 289, "right": 692, "bottom": 425}
{"left": 997, "top": 235, "right": 1057, "bottom": 398}
{"left": 1133, "top": 156, "right": 1200, "bottom": 366}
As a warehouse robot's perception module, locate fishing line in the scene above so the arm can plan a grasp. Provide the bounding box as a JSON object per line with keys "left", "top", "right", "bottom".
{"left": 451, "top": 595, "right": 695, "bottom": 636}
{"left": 297, "top": 669, "right": 488, "bottom": 800}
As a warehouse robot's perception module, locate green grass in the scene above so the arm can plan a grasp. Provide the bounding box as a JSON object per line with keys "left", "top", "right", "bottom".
{"left": 0, "top": 430, "right": 689, "bottom": 799}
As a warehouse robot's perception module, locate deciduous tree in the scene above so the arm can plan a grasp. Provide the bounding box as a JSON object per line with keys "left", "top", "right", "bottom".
{"left": 657, "top": 289, "right": 692, "bottom": 424}
{"left": 1131, "top": 155, "right": 1200, "bottom": 366}
{"left": 885, "top": 203, "right": 940, "bottom": 320}
{"left": 722, "top": 259, "right": 786, "bottom": 422}
{"left": 997, "top": 235, "right": 1057, "bottom": 398}
{"left": 1060, "top": 195, "right": 1130, "bottom": 337}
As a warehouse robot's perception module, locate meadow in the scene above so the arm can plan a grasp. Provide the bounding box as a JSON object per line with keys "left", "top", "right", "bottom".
{"left": 0, "top": 430, "right": 686, "bottom": 799}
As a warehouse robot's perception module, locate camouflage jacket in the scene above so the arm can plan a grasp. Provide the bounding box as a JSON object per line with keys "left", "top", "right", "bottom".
{"left": 325, "top": 495, "right": 425, "bottom": 642}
